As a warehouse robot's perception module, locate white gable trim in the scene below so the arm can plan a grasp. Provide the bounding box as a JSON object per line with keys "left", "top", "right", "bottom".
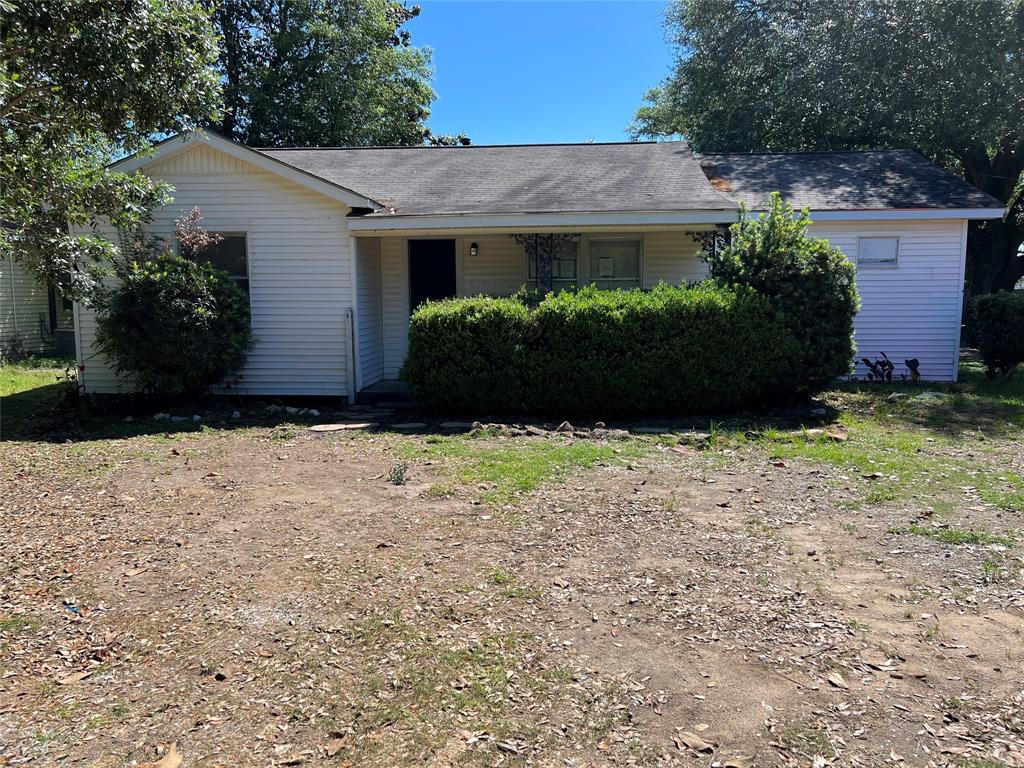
{"left": 111, "top": 130, "right": 382, "bottom": 211}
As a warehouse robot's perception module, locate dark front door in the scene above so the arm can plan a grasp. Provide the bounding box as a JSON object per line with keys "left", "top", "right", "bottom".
{"left": 408, "top": 239, "right": 457, "bottom": 312}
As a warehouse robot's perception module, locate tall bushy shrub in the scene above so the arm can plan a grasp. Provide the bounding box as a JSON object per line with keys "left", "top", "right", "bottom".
{"left": 706, "top": 193, "right": 860, "bottom": 392}
{"left": 527, "top": 284, "right": 796, "bottom": 415}
{"left": 972, "top": 292, "right": 1024, "bottom": 379}
{"left": 401, "top": 296, "right": 531, "bottom": 412}
{"left": 95, "top": 253, "right": 254, "bottom": 397}
{"left": 401, "top": 284, "right": 798, "bottom": 416}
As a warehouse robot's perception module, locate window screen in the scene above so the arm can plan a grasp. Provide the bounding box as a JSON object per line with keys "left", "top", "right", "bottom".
{"left": 589, "top": 238, "right": 641, "bottom": 289}
{"left": 198, "top": 234, "right": 249, "bottom": 294}
{"left": 857, "top": 237, "right": 899, "bottom": 268}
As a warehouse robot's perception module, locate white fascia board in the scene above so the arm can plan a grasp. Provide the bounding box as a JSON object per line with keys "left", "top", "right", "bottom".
{"left": 346, "top": 209, "right": 740, "bottom": 233}
{"left": 805, "top": 208, "right": 1005, "bottom": 221}
{"left": 346, "top": 206, "right": 1004, "bottom": 234}
{"left": 110, "top": 130, "right": 382, "bottom": 211}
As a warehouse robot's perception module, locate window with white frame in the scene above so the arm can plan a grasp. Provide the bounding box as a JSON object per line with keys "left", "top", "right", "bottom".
{"left": 589, "top": 237, "right": 642, "bottom": 289}
{"left": 527, "top": 238, "right": 578, "bottom": 291}
{"left": 857, "top": 237, "right": 899, "bottom": 269}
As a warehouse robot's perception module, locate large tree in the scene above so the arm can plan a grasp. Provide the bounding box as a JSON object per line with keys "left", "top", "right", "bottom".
{"left": 633, "top": 0, "right": 1024, "bottom": 295}
{"left": 209, "top": 0, "right": 435, "bottom": 146}
{"left": 0, "top": 0, "right": 222, "bottom": 299}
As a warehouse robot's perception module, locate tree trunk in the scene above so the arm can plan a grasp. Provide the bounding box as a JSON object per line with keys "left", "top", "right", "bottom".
{"left": 961, "top": 145, "right": 1024, "bottom": 295}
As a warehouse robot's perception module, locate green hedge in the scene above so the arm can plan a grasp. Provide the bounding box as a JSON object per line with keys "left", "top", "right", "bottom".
{"left": 401, "top": 296, "right": 531, "bottom": 412}
{"left": 972, "top": 292, "right": 1024, "bottom": 379}
{"left": 401, "top": 284, "right": 798, "bottom": 416}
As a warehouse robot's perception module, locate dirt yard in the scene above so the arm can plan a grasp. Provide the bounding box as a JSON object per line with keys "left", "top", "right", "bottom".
{"left": 2, "top": 363, "right": 1023, "bottom": 767}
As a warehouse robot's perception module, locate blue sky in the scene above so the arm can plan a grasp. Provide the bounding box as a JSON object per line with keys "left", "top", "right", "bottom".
{"left": 405, "top": 1, "right": 674, "bottom": 145}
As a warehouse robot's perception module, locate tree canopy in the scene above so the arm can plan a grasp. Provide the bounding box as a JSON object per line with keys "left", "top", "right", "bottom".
{"left": 633, "top": 0, "right": 1024, "bottom": 294}
{"left": 209, "top": 0, "right": 436, "bottom": 146}
{"left": 0, "top": 0, "right": 222, "bottom": 298}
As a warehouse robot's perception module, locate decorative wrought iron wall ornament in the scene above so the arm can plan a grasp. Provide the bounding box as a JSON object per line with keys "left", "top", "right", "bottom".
{"left": 511, "top": 233, "right": 579, "bottom": 293}
{"left": 686, "top": 225, "right": 730, "bottom": 260}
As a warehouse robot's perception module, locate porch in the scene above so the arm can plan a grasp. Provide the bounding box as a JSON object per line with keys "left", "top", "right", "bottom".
{"left": 349, "top": 228, "right": 714, "bottom": 394}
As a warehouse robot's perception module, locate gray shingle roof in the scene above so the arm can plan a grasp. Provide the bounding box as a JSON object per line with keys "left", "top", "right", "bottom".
{"left": 698, "top": 150, "right": 1001, "bottom": 210}
{"left": 258, "top": 141, "right": 736, "bottom": 216}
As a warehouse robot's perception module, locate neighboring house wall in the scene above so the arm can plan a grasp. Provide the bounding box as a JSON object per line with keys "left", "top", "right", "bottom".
{"left": 355, "top": 237, "right": 384, "bottom": 388}
{"left": 76, "top": 143, "right": 355, "bottom": 396}
{"left": 0, "top": 257, "right": 54, "bottom": 356}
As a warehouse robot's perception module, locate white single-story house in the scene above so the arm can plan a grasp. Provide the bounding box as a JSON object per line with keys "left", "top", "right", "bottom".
{"left": 75, "top": 130, "right": 1003, "bottom": 399}
{"left": 1, "top": 257, "right": 75, "bottom": 359}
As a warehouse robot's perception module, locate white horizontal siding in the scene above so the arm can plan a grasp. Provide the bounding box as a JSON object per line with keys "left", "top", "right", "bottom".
{"left": 0, "top": 258, "right": 53, "bottom": 355}
{"left": 380, "top": 237, "right": 409, "bottom": 379}
{"left": 355, "top": 237, "right": 384, "bottom": 387}
{"left": 809, "top": 220, "right": 966, "bottom": 382}
{"left": 461, "top": 236, "right": 526, "bottom": 295}
{"left": 76, "top": 145, "right": 353, "bottom": 396}
{"left": 642, "top": 231, "right": 708, "bottom": 287}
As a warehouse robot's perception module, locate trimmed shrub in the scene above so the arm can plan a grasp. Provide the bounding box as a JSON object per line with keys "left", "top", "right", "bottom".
{"left": 706, "top": 192, "right": 860, "bottom": 393}
{"left": 95, "top": 253, "right": 254, "bottom": 397}
{"left": 401, "top": 284, "right": 798, "bottom": 416}
{"left": 972, "top": 292, "right": 1024, "bottom": 379}
{"left": 401, "top": 296, "right": 531, "bottom": 412}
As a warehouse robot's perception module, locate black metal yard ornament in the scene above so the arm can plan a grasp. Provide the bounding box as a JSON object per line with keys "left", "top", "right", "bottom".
{"left": 511, "top": 233, "right": 578, "bottom": 293}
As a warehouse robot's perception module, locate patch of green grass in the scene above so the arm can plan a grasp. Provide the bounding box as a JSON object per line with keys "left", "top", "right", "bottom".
{"left": 487, "top": 565, "right": 515, "bottom": 585}
{"left": 1, "top": 362, "right": 73, "bottom": 438}
{"left": 890, "top": 524, "right": 1013, "bottom": 547}
{"left": 0, "top": 615, "right": 40, "bottom": 633}
{"left": 423, "top": 482, "right": 455, "bottom": 499}
{"left": 395, "top": 434, "right": 648, "bottom": 505}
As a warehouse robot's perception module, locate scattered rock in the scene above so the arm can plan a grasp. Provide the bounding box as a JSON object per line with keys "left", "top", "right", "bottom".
{"left": 309, "top": 423, "right": 376, "bottom": 432}
{"left": 285, "top": 406, "right": 300, "bottom": 415}
{"left": 153, "top": 412, "right": 170, "bottom": 420}
{"left": 556, "top": 420, "right": 574, "bottom": 432}
{"left": 593, "top": 421, "right": 606, "bottom": 428}
{"left": 887, "top": 392, "right": 910, "bottom": 401}
{"left": 526, "top": 425, "right": 547, "bottom": 436}
{"left": 122, "top": 415, "right": 134, "bottom": 422}
{"left": 231, "top": 410, "right": 241, "bottom": 419}
{"left": 308, "top": 409, "right": 320, "bottom": 417}
{"left": 192, "top": 415, "right": 201, "bottom": 422}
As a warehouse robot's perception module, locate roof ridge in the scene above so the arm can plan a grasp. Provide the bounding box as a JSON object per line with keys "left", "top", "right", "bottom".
{"left": 258, "top": 140, "right": 685, "bottom": 151}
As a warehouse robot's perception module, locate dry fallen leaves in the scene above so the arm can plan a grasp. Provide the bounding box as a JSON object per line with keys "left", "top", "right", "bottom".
{"left": 140, "top": 743, "right": 182, "bottom": 768}
{"left": 674, "top": 731, "right": 715, "bottom": 753}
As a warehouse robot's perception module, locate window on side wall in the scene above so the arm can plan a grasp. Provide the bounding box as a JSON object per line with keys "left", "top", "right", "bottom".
{"left": 589, "top": 237, "right": 642, "bottom": 289}
{"left": 527, "top": 238, "right": 579, "bottom": 292}
{"left": 857, "top": 237, "right": 899, "bottom": 269}
{"left": 197, "top": 234, "right": 250, "bottom": 296}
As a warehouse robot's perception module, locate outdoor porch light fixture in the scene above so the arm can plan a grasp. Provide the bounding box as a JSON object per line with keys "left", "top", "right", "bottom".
{"left": 469, "top": 242, "right": 479, "bottom": 256}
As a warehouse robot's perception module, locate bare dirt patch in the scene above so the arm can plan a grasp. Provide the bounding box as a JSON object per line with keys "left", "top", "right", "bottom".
{"left": 2, "top": 415, "right": 1022, "bottom": 767}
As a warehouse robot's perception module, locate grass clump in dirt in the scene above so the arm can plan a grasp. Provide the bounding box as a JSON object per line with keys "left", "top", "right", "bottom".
{"left": 395, "top": 434, "right": 648, "bottom": 505}
{"left": 890, "top": 524, "right": 1013, "bottom": 547}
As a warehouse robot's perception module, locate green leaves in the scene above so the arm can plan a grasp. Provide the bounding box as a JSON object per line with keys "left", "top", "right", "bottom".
{"left": 401, "top": 285, "right": 799, "bottom": 417}
{"left": 211, "top": 0, "right": 435, "bottom": 146}
{"left": 634, "top": 0, "right": 1024, "bottom": 292}
{"left": 94, "top": 251, "right": 255, "bottom": 398}
{"left": 1, "top": 0, "right": 222, "bottom": 299}
{"left": 707, "top": 193, "right": 860, "bottom": 394}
